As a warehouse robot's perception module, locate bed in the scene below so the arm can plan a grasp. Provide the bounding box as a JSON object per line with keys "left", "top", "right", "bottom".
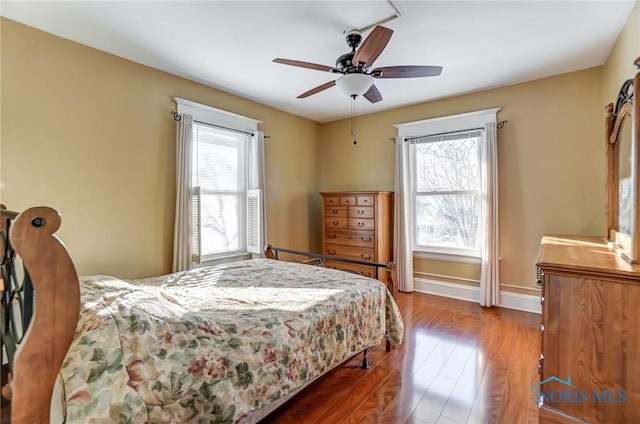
{"left": 0, "top": 206, "right": 404, "bottom": 423}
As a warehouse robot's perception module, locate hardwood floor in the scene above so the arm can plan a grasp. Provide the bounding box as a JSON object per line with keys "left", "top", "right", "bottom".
{"left": 265, "top": 291, "right": 541, "bottom": 424}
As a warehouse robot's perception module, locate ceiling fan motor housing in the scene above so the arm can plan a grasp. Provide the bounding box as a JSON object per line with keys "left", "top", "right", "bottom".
{"left": 337, "top": 30, "right": 365, "bottom": 74}
{"left": 336, "top": 52, "right": 357, "bottom": 73}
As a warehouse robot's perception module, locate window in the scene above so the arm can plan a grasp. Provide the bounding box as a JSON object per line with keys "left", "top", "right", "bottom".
{"left": 174, "top": 97, "right": 263, "bottom": 265}
{"left": 192, "top": 123, "right": 249, "bottom": 259}
{"left": 413, "top": 130, "right": 482, "bottom": 255}
{"left": 396, "top": 108, "right": 499, "bottom": 261}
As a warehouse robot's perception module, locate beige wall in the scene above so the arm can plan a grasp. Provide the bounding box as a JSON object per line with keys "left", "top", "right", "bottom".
{"left": 318, "top": 68, "right": 605, "bottom": 293}
{"left": 603, "top": 2, "right": 640, "bottom": 106}
{"left": 0, "top": 18, "right": 320, "bottom": 279}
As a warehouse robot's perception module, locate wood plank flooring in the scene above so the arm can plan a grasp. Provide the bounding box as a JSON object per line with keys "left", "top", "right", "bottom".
{"left": 264, "top": 291, "right": 541, "bottom": 424}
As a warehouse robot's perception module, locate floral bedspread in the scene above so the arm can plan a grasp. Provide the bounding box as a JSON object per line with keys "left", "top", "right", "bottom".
{"left": 59, "top": 259, "right": 404, "bottom": 423}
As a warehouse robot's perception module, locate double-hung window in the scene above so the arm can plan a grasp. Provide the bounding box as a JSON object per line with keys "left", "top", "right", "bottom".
{"left": 174, "top": 97, "right": 263, "bottom": 265}
{"left": 413, "top": 130, "right": 482, "bottom": 256}
{"left": 397, "top": 108, "right": 499, "bottom": 262}
{"left": 192, "top": 123, "right": 249, "bottom": 260}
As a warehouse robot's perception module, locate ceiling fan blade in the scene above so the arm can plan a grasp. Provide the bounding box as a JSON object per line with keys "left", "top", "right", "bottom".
{"left": 363, "top": 84, "right": 382, "bottom": 103}
{"left": 273, "top": 58, "right": 339, "bottom": 73}
{"left": 352, "top": 25, "right": 393, "bottom": 67}
{"left": 372, "top": 66, "right": 443, "bottom": 78}
{"left": 297, "top": 80, "right": 336, "bottom": 98}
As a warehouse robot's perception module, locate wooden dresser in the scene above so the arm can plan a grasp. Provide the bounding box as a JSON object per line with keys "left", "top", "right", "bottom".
{"left": 536, "top": 234, "right": 640, "bottom": 424}
{"left": 320, "top": 191, "right": 393, "bottom": 284}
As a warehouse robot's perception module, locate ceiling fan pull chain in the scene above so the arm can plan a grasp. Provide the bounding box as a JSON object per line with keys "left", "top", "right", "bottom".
{"left": 351, "top": 95, "right": 357, "bottom": 145}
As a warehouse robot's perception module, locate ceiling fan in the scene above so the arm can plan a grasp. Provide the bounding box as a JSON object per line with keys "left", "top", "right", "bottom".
{"left": 273, "top": 25, "right": 443, "bottom": 103}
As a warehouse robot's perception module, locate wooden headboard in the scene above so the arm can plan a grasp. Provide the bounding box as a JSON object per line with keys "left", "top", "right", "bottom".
{"left": 0, "top": 206, "right": 80, "bottom": 423}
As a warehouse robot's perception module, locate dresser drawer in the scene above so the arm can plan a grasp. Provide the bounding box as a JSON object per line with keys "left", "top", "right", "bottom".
{"left": 348, "top": 218, "right": 374, "bottom": 231}
{"left": 324, "top": 196, "right": 341, "bottom": 206}
{"left": 324, "top": 244, "right": 375, "bottom": 261}
{"left": 325, "top": 217, "right": 347, "bottom": 229}
{"left": 340, "top": 196, "right": 356, "bottom": 206}
{"left": 348, "top": 206, "right": 374, "bottom": 218}
{"left": 324, "top": 206, "right": 347, "bottom": 217}
{"left": 325, "top": 260, "right": 378, "bottom": 279}
{"left": 357, "top": 196, "right": 375, "bottom": 206}
{"left": 324, "top": 229, "right": 375, "bottom": 248}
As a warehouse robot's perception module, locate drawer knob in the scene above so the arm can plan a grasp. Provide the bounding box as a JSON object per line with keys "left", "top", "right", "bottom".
{"left": 361, "top": 237, "right": 372, "bottom": 242}
{"left": 332, "top": 220, "right": 339, "bottom": 225}
{"left": 357, "top": 210, "right": 364, "bottom": 215}
{"left": 332, "top": 209, "right": 339, "bottom": 214}
{"left": 361, "top": 254, "right": 372, "bottom": 260}
{"left": 540, "top": 323, "right": 545, "bottom": 332}
{"left": 327, "top": 249, "right": 336, "bottom": 254}
{"left": 327, "top": 233, "right": 337, "bottom": 239}
{"left": 357, "top": 222, "right": 365, "bottom": 227}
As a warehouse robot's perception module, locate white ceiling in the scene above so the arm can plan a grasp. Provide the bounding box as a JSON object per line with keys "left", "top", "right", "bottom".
{"left": 1, "top": 0, "right": 637, "bottom": 123}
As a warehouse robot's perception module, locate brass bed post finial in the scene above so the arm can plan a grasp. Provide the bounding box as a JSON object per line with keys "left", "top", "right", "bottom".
{"left": 264, "top": 244, "right": 276, "bottom": 260}
{"left": 9, "top": 206, "right": 80, "bottom": 424}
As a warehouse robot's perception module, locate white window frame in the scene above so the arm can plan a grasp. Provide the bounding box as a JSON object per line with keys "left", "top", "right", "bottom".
{"left": 174, "top": 97, "right": 262, "bottom": 264}
{"left": 396, "top": 108, "right": 499, "bottom": 262}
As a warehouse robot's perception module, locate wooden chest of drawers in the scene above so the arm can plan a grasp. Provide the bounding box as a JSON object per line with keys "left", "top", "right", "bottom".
{"left": 321, "top": 191, "right": 393, "bottom": 284}
{"left": 536, "top": 234, "right": 640, "bottom": 424}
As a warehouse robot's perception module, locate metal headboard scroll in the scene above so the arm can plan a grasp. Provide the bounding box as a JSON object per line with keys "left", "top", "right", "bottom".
{"left": 0, "top": 207, "right": 34, "bottom": 371}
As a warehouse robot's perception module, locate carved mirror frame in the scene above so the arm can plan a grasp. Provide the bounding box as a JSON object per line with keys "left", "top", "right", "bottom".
{"left": 606, "top": 57, "right": 640, "bottom": 263}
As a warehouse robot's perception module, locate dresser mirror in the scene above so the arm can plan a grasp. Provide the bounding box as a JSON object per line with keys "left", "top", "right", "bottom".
{"left": 605, "top": 57, "right": 640, "bottom": 263}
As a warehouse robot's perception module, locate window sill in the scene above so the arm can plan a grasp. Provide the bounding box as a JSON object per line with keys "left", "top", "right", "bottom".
{"left": 193, "top": 252, "right": 253, "bottom": 268}
{"left": 413, "top": 250, "right": 481, "bottom": 264}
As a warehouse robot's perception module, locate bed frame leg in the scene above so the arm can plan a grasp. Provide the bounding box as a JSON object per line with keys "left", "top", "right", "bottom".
{"left": 360, "top": 348, "right": 371, "bottom": 369}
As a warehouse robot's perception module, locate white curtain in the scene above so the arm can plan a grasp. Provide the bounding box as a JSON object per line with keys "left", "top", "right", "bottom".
{"left": 249, "top": 130, "right": 267, "bottom": 256}
{"left": 479, "top": 121, "right": 500, "bottom": 306}
{"left": 394, "top": 136, "right": 414, "bottom": 292}
{"left": 172, "top": 114, "right": 193, "bottom": 272}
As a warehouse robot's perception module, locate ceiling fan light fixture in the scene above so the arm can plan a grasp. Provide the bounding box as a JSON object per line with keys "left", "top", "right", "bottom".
{"left": 335, "top": 74, "right": 373, "bottom": 97}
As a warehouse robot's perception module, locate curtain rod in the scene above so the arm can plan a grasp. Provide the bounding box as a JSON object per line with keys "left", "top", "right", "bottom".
{"left": 171, "top": 111, "right": 254, "bottom": 136}
{"left": 171, "top": 111, "right": 270, "bottom": 138}
{"left": 391, "top": 120, "right": 508, "bottom": 143}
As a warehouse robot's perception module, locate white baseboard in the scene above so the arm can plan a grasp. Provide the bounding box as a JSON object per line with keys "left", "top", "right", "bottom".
{"left": 413, "top": 277, "right": 541, "bottom": 314}
{"left": 499, "top": 290, "right": 541, "bottom": 314}
{"left": 414, "top": 277, "right": 480, "bottom": 303}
